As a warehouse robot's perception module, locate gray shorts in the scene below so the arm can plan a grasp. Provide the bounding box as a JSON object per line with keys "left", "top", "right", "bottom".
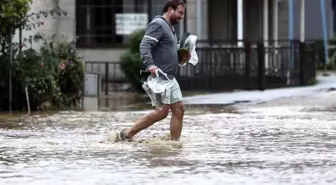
{"left": 161, "top": 78, "right": 183, "bottom": 105}
{"left": 143, "top": 77, "right": 183, "bottom": 108}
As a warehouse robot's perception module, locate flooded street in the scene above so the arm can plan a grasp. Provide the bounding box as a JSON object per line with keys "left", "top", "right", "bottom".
{"left": 1, "top": 96, "right": 336, "bottom": 184}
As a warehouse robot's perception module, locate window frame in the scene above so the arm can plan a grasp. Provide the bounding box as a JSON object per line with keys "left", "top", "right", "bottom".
{"left": 75, "top": 0, "right": 150, "bottom": 48}
{"left": 75, "top": 0, "right": 188, "bottom": 48}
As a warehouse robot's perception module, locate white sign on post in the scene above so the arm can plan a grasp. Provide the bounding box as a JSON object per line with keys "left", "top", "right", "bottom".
{"left": 115, "top": 13, "right": 148, "bottom": 35}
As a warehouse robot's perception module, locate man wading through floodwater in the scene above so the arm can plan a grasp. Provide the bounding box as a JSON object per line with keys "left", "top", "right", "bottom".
{"left": 115, "top": 0, "right": 190, "bottom": 142}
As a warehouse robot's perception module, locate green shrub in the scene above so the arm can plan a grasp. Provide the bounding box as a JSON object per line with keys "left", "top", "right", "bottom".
{"left": 15, "top": 48, "right": 55, "bottom": 109}
{"left": 120, "top": 29, "right": 146, "bottom": 92}
{"left": 12, "top": 38, "right": 84, "bottom": 111}
{"left": 40, "top": 39, "right": 84, "bottom": 109}
{"left": 0, "top": 3, "right": 75, "bottom": 111}
{"left": 0, "top": 33, "right": 24, "bottom": 111}
{"left": 306, "top": 38, "right": 336, "bottom": 70}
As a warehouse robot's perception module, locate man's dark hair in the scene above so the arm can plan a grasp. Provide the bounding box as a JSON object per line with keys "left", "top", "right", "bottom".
{"left": 162, "top": 0, "right": 186, "bottom": 14}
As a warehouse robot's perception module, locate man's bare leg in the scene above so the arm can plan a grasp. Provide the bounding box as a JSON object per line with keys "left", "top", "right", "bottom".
{"left": 124, "top": 105, "right": 170, "bottom": 138}
{"left": 169, "top": 101, "right": 185, "bottom": 141}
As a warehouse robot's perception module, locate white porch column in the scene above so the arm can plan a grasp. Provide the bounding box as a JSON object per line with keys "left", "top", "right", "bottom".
{"left": 263, "top": 0, "right": 269, "bottom": 69}
{"left": 272, "top": 0, "right": 281, "bottom": 70}
{"left": 273, "top": 0, "right": 279, "bottom": 72}
{"left": 300, "top": 0, "right": 305, "bottom": 42}
{"left": 196, "top": 0, "right": 202, "bottom": 39}
{"left": 237, "top": 0, "right": 243, "bottom": 47}
{"left": 179, "top": 15, "right": 184, "bottom": 38}
{"left": 273, "top": 0, "right": 278, "bottom": 46}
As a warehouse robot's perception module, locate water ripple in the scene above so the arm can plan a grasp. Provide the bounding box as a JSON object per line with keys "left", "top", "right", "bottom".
{"left": 0, "top": 106, "right": 336, "bottom": 184}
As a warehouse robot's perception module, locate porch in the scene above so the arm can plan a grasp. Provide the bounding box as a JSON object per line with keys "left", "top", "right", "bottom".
{"left": 199, "top": 0, "right": 307, "bottom": 43}
{"left": 177, "top": 0, "right": 315, "bottom": 91}
{"left": 207, "top": 0, "right": 282, "bottom": 43}
{"left": 84, "top": 0, "right": 316, "bottom": 94}
{"left": 84, "top": 40, "right": 316, "bottom": 94}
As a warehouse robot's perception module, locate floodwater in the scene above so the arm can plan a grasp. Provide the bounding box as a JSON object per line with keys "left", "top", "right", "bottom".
{"left": 1, "top": 102, "right": 336, "bottom": 184}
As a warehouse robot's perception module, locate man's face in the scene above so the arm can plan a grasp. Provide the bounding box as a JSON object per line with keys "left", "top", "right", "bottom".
{"left": 168, "top": 5, "right": 185, "bottom": 25}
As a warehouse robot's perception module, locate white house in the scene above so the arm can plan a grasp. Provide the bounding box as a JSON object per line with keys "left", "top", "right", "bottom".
{"left": 13, "top": 0, "right": 75, "bottom": 50}
{"left": 18, "top": 0, "right": 335, "bottom": 62}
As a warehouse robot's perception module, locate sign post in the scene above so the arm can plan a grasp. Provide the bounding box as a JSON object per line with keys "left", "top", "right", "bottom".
{"left": 8, "top": 27, "right": 13, "bottom": 113}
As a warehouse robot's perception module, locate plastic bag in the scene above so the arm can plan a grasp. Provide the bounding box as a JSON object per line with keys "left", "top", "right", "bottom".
{"left": 142, "top": 83, "right": 162, "bottom": 108}
{"left": 178, "top": 33, "right": 199, "bottom": 66}
{"left": 146, "top": 69, "right": 171, "bottom": 93}
{"left": 142, "top": 69, "right": 171, "bottom": 108}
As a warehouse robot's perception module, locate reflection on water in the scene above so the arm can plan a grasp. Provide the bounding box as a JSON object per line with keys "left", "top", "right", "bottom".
{"left": 98, "top": 92, "right": 242, "bottom": 113}
{"left": 1, "top": 106, "right": 336, "bottom": 184}
{"left": 99, "top": 92, "right": 149, "bottom": 111}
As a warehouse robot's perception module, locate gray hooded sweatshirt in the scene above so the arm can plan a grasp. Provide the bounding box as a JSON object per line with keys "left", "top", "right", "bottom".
{"left": 139, "top": 15, "right": 179, "bottom": 79}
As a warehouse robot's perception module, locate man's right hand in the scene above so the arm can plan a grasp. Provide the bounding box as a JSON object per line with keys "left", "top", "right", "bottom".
{"left": 148, "top": 66, "right": 158, "bottom": 77}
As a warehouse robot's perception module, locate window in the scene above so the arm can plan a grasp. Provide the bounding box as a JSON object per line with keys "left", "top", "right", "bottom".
{"left": 76, "top": 0, "right": 184, "bottom": 48}
{"left": 76, "top": 0, "right": 150, "bottom": 47}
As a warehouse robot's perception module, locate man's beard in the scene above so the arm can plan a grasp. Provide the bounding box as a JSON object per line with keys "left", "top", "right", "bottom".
{"left": 170, "top": 18, "right": 180, "bottom": 25}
